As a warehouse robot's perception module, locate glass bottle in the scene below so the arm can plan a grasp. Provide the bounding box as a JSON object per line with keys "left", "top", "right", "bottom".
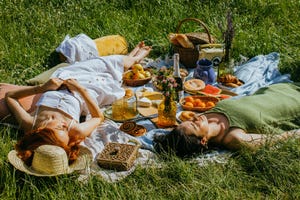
{"left": 173, "top": 53, "right": 183, "bottom": 102}
{"left": 217, "top": 49, "right": 234, "bottom": 80}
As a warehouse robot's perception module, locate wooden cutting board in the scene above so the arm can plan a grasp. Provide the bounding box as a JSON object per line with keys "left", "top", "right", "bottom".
{"left": 138, "top": 106, "right": 158, "bottom": 123}
{"left": 138, "top": 105, "right": 179, "bottom": 127}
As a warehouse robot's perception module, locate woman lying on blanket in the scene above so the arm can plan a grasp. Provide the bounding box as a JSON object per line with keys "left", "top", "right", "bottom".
{"left": 154, "top": 82, "right": 300, "bottom": 157}
{"left": 2, "top": 41, "right": 151, "bottom": 165}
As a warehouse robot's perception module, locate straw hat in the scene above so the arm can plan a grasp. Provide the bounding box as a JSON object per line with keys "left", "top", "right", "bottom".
{"left": 8, "top": 145, "right": 92, "bottom": 176}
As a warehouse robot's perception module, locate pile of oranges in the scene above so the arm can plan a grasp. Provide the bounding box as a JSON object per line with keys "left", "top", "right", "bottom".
{"left": 183, "top": 96, "right": 215, "bottom": 108}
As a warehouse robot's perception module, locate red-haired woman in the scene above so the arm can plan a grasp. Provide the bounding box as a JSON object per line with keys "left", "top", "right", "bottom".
{"left": 3, "top": 42, "right": 151, "bottom": 165}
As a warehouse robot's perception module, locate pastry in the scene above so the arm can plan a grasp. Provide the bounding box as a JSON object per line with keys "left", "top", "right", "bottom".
{"left": 217, "top": 74, "right": 244, "bottom": 87}
{"left": 179, "top": 111, "right": 196, "bottom": 122}
{"left": 184, "top": 79, "right": 205, "bottom": 92}
{"left": 120, "top": 121, "right": 146, "bottom": 137}
{"left": 124, "top": 88, "right": 134, "bottom": 98}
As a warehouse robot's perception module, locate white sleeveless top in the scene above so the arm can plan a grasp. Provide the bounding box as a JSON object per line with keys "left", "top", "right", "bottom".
{"left": 35, "top": 90, "right": 82, "bottom": 122}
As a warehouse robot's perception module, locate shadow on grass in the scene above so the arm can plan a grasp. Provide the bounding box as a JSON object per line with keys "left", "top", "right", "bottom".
{"left": 281, "top": 60, "right": 300, "bottom": 82}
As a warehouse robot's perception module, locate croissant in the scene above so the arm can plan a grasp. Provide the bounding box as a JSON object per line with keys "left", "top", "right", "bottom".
{"left": 217, "top": 74, "right": 243, "bottom": 86}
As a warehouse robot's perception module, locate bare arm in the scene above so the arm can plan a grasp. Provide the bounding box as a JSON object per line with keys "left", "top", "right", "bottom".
{"left": 5, "top": 78, "right": 64, "bottom": 131}
{"left": 222, "top": 128, "right": 300, "bottom": 150}
{"left": 63, "top": 79, "right": 104, "bottom": 138}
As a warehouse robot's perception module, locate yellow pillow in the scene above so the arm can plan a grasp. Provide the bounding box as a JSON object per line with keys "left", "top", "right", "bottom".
{"left": 94, "top": 35, "right": 128, "bottom": 56}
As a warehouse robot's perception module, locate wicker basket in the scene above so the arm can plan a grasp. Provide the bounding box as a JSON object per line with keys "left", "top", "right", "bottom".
{"left": 123, "top": 77, "right": 151, "bottom": 87}
{"left": 123, "top": 70, "right": 152, "bottom": 87}
{"left": 173, "top": 18, "right": 215, "bottom": 68}
{"left": 97, "top": 142, "right": 140, "bottom": 171}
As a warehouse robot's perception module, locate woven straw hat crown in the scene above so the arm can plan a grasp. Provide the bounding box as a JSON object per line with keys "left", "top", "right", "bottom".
{"left": 8, "top": 145, "right": 92, "bottom": 176}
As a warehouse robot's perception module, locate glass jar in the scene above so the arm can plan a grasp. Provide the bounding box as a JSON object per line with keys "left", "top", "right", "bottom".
{"left": 112, "top": 96, "right": 138, "bottom": 121}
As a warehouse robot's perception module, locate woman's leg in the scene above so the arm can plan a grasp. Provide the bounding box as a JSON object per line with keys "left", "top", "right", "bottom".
{"left": 123, "top": 45, "right": 152, "bottom": 71}
{"left": 128, "top": 41, "right": 145, "bottom": 57}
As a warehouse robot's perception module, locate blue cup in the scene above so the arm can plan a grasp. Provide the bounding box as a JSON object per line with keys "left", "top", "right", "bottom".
{"left": 194, "top": 59, "right": 216, "bottom": 84}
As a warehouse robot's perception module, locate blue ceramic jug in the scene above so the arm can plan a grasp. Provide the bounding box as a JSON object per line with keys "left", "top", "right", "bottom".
{"left": 194, "top": 59, "right": 216, "bottom": 84}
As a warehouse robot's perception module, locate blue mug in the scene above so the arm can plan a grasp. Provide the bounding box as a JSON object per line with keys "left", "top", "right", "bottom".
{"left": 194, "top": 59, "right": 216, "bottom": 84}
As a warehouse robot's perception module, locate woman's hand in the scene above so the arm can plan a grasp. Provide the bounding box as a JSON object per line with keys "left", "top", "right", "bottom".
{"left": 63, "top": 79, "right": 84, "bottom": 93}
{"left": 41, "top": 78, "right": 64, "bottom": 91}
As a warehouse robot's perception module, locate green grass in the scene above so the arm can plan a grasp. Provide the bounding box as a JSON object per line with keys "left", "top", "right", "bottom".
{"left": 1, "top": 0, "right": 300, "bottom": 199}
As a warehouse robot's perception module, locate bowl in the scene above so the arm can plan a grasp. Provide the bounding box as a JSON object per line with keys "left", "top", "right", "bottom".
{"left": 180, "top": 95, "right": 219, "bottom": 112}
{"left": 123, "top": 70, "right": 152, "bottom": 87}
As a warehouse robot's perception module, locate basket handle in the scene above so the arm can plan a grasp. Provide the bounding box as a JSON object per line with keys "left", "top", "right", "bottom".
{"left": 175, "top": 18, "right": 212, "bottom": 43}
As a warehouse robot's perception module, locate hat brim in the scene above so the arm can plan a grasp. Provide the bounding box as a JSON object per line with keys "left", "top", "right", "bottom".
{"left": 8, "top": 146, "right": 92, "bottom": 177}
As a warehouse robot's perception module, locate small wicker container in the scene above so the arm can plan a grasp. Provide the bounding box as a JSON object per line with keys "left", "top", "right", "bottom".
{"left": 97, "top": 142, "right": 140, "bottom": 171}
{"left": 180, "top": 96, "right": 219, "bottom": 112}
{"left": 173, "top": 18, "right": 215, "bottom": 68}
{"left": 123, "top": 70, "right": 152, "bottom": 87}
{"left": 123, "top": 77, "right": 151, "bottom": 87}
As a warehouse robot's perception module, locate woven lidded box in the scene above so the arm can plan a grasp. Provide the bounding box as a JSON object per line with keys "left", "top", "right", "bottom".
{"left": 96, "top": 142, "right": 140, "bottom": 171}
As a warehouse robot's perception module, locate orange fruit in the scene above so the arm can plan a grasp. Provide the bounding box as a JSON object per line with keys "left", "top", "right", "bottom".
{"left": 206, "top": 101, "right": 215, "bottom": 107}
{"left": 193, "top": 99, "right": 202, "bottom": 107}
{"left": 185, "top": 96, "right": 194, "bottom": 103}
{"left": 197, "top": 102, "right": 206, "bottom": 108}
{"left": 184, "top": 102, "right": 194, "bottom": 108}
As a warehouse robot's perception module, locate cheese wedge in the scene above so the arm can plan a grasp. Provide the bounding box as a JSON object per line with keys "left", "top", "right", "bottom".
{"left": 152, "top": 100, "right": 163, "bottom": 108}
{"left": 138, "top": 97, "right": 152, "bottom": 107}
{"left": 142, "top": 91, "right": 163, "bottom": 100}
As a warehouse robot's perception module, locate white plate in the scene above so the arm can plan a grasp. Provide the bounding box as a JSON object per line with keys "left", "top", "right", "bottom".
{"left": 176, "top": 111, "right": 183, "bottom": 123}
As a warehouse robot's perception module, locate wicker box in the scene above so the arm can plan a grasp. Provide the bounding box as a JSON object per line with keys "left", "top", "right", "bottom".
{"left": 96, "top": 142, "right": 140, "bottom": 171}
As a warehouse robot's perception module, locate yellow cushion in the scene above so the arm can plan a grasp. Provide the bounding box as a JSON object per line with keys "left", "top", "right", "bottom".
{"left": 94, "top": 35, "right": 128, "bottom": 56}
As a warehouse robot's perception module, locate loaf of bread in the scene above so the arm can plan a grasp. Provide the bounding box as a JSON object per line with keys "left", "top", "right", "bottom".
{"left": 168, "top": 33, "right": 194, "bottom": 49}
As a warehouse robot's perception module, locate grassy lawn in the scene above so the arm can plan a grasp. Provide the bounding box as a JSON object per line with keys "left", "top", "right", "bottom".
{"left": 1, "top": 0, "right": 300, "bottom": 199}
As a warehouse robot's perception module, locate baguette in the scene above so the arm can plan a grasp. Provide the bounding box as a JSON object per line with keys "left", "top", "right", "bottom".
{"left": 175, "top": 34, "right": 194, "bottom": 49}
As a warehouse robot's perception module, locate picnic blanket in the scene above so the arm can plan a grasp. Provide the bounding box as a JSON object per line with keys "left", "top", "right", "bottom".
{"left": 79, "top": 51, "right": 292, "bottom": 183}
{"left": 42, "top": 34, "right": 292, "bottom": 181}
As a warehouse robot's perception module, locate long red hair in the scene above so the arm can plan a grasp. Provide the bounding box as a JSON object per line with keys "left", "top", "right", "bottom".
{"left": 15, "top": 127, "right": 80, "bottom": 166}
